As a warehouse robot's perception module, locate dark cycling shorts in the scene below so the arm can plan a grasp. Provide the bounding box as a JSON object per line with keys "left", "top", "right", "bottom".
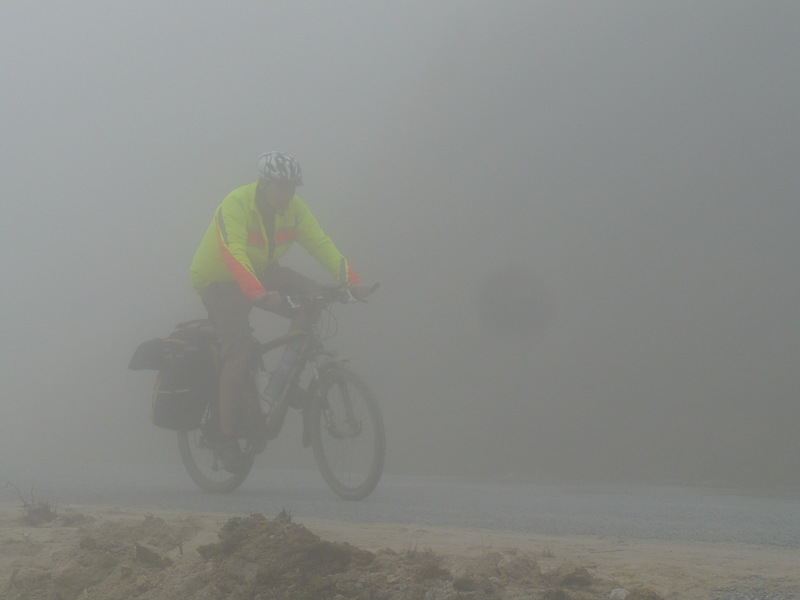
{"left": 200, "top": 264, "right": 318, "bottom": 362}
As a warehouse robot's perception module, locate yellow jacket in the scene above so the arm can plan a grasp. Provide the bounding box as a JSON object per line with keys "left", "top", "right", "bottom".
{"left": 190, "top": 182, "right": 359, "bottom": 299}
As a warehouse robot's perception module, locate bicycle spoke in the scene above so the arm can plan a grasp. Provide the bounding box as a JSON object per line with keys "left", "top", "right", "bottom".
{"left": 311, "top": 367, "right": 385, "bottom": 500}
{"left": 177, "top": 408, "right": 254, "bottom": 493}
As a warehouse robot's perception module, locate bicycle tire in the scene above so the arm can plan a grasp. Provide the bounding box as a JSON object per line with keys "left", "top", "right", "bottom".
{"left": 310, "top": 366, "right": 385, "bottom": 500}
{"left": 177, "top": 404, "right": 255, "bottom": 493}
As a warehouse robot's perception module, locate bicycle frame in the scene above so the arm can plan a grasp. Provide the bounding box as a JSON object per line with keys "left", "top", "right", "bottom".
{"left": 176, "top": 282, "right": 383, "bottom": 499}
{"left": 249, "top": 324, "right": 340, "bottom": 442}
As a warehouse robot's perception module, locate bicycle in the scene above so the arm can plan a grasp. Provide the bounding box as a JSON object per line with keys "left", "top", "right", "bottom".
{"left": 176, "top": 284, "right": 385, "bottom": 500}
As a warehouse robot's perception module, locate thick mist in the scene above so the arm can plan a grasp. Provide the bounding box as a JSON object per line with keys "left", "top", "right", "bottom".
{"left": 2, "top": 2, "right": 799, "bottom": 488}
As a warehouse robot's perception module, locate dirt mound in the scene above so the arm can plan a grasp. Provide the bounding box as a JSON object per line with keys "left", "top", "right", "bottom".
{"left": 3, "top": 510, "right": 660, "bottom": 600}
{"left": 194, "top": 511, "right": 374, "bottom": 599}
{"left": 4, "top": 513, "right": 202, "bottom": 600}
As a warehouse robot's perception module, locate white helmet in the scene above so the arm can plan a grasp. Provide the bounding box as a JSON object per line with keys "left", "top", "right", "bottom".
{"left": 257, "top": 151, "right": 303, "bottom": 185}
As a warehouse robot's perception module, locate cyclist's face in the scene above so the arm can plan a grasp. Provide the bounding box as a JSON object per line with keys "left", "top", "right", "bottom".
{"left": 263, "top": 179, "right": 296, "bottom": 212}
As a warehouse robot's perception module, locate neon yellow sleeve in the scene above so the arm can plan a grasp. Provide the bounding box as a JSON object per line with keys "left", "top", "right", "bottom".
{"left": 294, "top": 200, "right": 360, "bottom": 284}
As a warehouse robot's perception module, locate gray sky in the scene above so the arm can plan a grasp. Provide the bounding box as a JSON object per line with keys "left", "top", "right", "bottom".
{"left": 2, "top": 1, "right": 799, "bottom": 487}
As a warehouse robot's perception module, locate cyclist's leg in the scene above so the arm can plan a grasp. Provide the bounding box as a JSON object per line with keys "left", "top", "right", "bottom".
{"left": 201, "top": 282, "right": 258, "bottom": 437}
{"left": 259, "top": 265, "right": 319, "bottom": 391}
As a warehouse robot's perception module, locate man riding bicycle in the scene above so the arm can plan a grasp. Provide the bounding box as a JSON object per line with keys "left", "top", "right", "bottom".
{"left": 189, "top": 151, "right": 372, "bottom": 472}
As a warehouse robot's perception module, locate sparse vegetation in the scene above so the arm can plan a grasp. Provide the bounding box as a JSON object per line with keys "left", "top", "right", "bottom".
{"left": 4, "top": 479, "right": 58, "bottom": 526}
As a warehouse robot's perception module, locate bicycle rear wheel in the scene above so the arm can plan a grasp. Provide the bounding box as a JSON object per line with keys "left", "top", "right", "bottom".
{"left": 310, "top": 366, "right": 385, "bottom": 500}
{"left": 177, "top": 404, "right": 255, "bottom": 493}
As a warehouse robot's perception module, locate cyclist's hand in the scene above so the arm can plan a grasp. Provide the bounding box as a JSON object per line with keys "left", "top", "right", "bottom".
{"left": 254, "top": 290, "right": 283, "bottom": 309}
{"left": 349, "top": 282, "right": 373, "bottom": 300}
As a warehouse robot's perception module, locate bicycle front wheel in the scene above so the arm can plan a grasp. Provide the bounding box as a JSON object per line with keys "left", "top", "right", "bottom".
{"left": 310, "top": 366, "right": 385, "bottom": 500}
{"left": 177, "top": 404, "right": 255, "bottom": 493}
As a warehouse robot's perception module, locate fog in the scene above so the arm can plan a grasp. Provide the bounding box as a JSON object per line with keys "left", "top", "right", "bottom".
{"left": 2, "top": 1, "right": 799, "bottom": 488}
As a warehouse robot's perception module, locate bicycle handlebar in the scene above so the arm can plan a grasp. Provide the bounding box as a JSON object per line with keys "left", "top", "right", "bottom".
{"left": 284, "top": 282, "right": 379, "bottom": 310}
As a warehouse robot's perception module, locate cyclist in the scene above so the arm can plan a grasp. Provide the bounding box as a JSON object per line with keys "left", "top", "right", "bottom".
{"left": 190, "top": 151, "right": 372, "bottom": 471}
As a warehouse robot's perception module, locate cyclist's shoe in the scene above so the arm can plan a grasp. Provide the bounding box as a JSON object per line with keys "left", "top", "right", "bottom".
{"left": 214, "top": 436, "right": 248, "bottom": 474}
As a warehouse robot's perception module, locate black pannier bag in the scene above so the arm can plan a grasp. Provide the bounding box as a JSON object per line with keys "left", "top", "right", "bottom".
{"left": 129, "top": 320, "right": 218, "bottom": 431}
{"left": 128, "top": 337, "right": 165, "bottom": 370}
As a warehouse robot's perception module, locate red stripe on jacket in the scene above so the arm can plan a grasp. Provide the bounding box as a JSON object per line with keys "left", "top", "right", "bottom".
{"left": 346, "top": 263, "right": 361, "bottom": 284}
{"left": 216, "top": 229, "right": 265, "bottom": 300}
{"left": 275, "top": 228, "right": 296, "bottom": 245}
{"left": 247, "top": 230, "right": 266, "bottom": 247}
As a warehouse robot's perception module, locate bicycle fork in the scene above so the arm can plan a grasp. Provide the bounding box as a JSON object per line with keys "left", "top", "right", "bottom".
{"left": 262, "top": 339, "right": 317, "bottom": 440}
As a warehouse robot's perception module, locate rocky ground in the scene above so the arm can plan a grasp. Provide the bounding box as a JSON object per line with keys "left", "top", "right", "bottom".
{"left": 1, "top": 501, "right": 797, "bottom": 600}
